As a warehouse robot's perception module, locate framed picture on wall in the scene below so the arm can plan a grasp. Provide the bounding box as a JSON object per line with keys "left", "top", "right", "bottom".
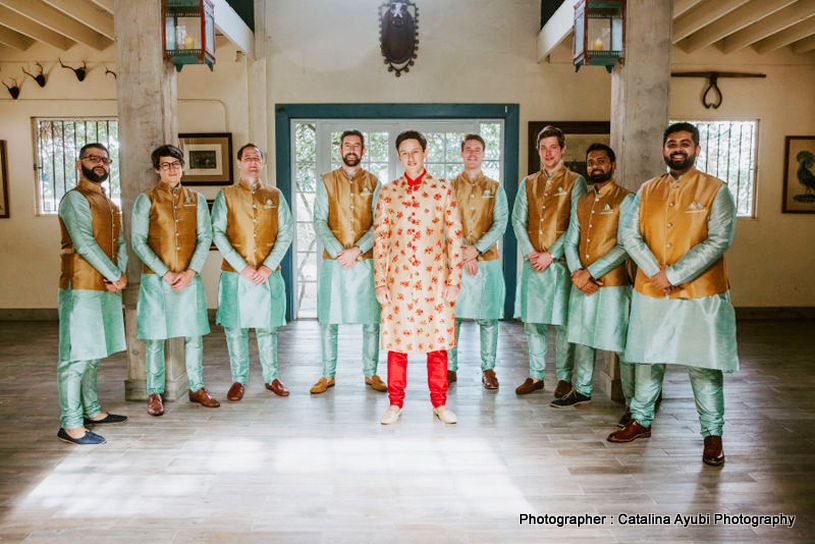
{"left": 179, "top": 132, "right": 234, "bottom": 185}
{"left": 782, "top": 136, "right": 815, "bottom": 214}
{"left": 527, "top": 121, "right": 610, "bottom": 180}
{"left": 0, "top": 140, "right": 8, "bottom": 218}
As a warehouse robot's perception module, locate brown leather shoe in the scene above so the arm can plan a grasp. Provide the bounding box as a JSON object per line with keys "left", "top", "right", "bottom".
{"left": 365, "top": 375, "right": 388, "bottom": 392}
{"left": 189, "top": 388, "right": 220, "bottom": 408}
{"left": 703, "top": 435, "right": 725, "bottom": 466}
{"left": 554, "top": 380, "right": 572, "bottom": 398}
{"left": 447, "top": 370, "right": 457, "bottom": 384}
{"left": 147, "top": 393, "right": 164, "bottom": 416}
{"left": 482, "top": 369, "right": 499, "bottom": 390}
{"left": 265, "top": 379, "right": 290, "bottom": 397}
{"left": 607, "top": 420, "right": 651, "bottom": 443}
{"left": 310, "top": 376, "right": 335, "bottom": 394}
{"left": 515, "top": 377, "right": 544, "bottom": 395}
{"left": 227, "top": 382, "right": 245, "bottom": 401}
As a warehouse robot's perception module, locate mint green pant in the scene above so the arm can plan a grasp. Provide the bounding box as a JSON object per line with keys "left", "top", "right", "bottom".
{"left": 224, "top": 327, "right": 278, "bottom": 384}
{"left": 57, "top": 359, "right": 102, "bottom": 429}
{"left": 144, "top": 337, "right": 204, "bottom": 395}
{"left": 620, "top": 358, "right": 636, "bottom": 407}
{"left": 524, "top": 323, "right": 574, "bottom": 382}
{"left": 448, "top": 318, "right": 498, "bottom": 372}
{"left": 572, "top": 346, "right": 635, "bottom": 400}
{"left": 319, "top": 323, "right": 379, "bottom": 378}
{"left": 629, "top": 364, "right": 725, "bottom": 437}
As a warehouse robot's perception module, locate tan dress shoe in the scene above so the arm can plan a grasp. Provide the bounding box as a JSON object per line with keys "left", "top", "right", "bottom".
{"left": 433, "top": 405, "right": 457, "bottom": 424}
{"left": 447, "top": 370, "right": 457, "bottom": 384}
{"left": 482, "top": 369, "right": 499, "bottom": 390}
{"left": 227, "top": 382, "right": 245, "bottom": 401}
{"left": 365, "top": 375, "right": 388, "bottom": 392}
{"left": 147, "top": 393, "right": 164, "bottom": 416}
{"left": 515, "top": 377, "right": 544, "bottom": 395}
{"left": 607, "top": 420, "right": 651, "bottom": 443}
{"left": 554, "top": 380, "right": 572, "bottom": 398}
{"left": 265, "top": 379, "right": 290, "bottom": 397}
{"left": 703, "top": 435, "right": 725, "bottom": 466}
{"left": 189, "top": 388, "right": 220, "bottom": 408}
{"left": 310, "top": 377, "right": 335, "bottom": 394}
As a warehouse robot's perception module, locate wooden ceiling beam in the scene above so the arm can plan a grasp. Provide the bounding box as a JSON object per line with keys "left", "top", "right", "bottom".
{"left": 673, "top": 0, "right": 751, "bottom": 43}
{"left": 0, "top": 5, "right": 75, "bottom": 50}
{"left": 0, "top": 0, "right": 112, "bottom": 50}
{"left": 719, "top": 0, "right": 815, "bottom": 53}
{"left": 754, "top": 17, "right": 815, "bottom": 52}
{"left": 87, "top": 0, "right": 113, "bottom": 14}
{"left": 0, "top": 24, "right": 34, "bottom": 50}
{"left": 791, "top": 33, "right": 815, "bottom": 52}
{"left": 673, "top": 0, "right": 705, "bottom": 18}
{"left": 40, "top": 0, "right": 115, "bottom": 40}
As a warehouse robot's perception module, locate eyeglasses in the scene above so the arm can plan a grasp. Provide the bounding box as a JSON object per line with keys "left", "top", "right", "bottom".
{"left": 81, "top": 155, "right": 111, "bottom": 166}
{"left": 158, "top": 161, "right": 183, "bottom": 171}
{"left": 240, "top": 156, "right": 263, "bottom": 163}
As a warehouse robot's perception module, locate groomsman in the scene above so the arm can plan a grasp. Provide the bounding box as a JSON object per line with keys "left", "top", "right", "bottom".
{"left": 212, "top": 144, "right": 294, "bottom": 401}
{"left": 447, "top": 134, "right": 507, "bottom": 390}
{"left": 310, "top": 130, "right": 385, "bottom": 394}
{"left": 131, "top": 144, "right": 219, "bottom": 416}
{"left": 374, "top": 130, "right": 463, "bottom": 425}
{"left": 512, "top": 126, "right": 586, "bottom": 397}
{"left": 57, "top": 143, "right": 128, "bottom": 445}
{"left": 552, "top": 143, "right": 635, "bottom": 412}
{"left": 607, "top": 122, "right": 739, "bottom": 467}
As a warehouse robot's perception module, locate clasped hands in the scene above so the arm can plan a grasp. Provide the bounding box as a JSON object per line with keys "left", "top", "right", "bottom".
{"left": 571, "top": 268, "right": 602, "bottom": 295}
{"left": 527, "top": 250, "right": 554, "bottom": 272}
{"left": 162, "top": 269, "right": 197, "bottom": 291}
{"left": 337, "top": 246, "right": 362, "bottom": 268}
{"left": 650, "top": 265, "right": 680, "bottom": 294}
{"left": 103, "top": 273, "right": 127, "bottom": 293}
{"left": 376, "top": 284, "right": 460, "bottom": 305}
{"left": 239, "top": 265, "right": 274, "bottom": 285}
{"left": 462, "top": 244, "right": 479, "bottom": 276}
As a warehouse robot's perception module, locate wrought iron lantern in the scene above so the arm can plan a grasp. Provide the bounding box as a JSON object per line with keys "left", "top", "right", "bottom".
{"left": 573, "top": 0, "right": 625, "bottom": 73}
{"left": 162, "top": 0, "right": 216, "bottom": 72}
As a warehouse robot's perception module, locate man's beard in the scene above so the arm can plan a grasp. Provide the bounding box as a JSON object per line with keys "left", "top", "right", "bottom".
{"left": 82, "top": 164, "right": 109, "bottom": 183}
{"left": 588, "top": 169, "right": 613, "bottom": 184}
{"left": 342, "top": 153, "right": 361, "bottom": 167}
{"left": 664, "top": 151, "right": 696, "bottom": 172}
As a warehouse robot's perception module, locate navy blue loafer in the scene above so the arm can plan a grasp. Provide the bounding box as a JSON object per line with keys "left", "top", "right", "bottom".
{"left": 57, "top": 428, "right": 106, "bottom": 445}
{"left": 84, "top": 413, "right": 128, "bottom": 425}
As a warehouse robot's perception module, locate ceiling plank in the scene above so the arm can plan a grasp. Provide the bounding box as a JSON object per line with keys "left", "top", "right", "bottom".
{"left": 673, "top": 0, "right": 751, "bottom": 43}
{"left": 674, "top": 0, "right": 705, "bottom": 18}
{"left": 0, "top": 5, "right": 75, "bottom": 50}
{"left": 791, "top": 33, "right": 815, "bottom": 52}
{"left": 0, "top": 24, "right": 35, "bottom": 50}
{"left": 536, "top": 0, "right": 579, "bottom": 62}
{"left": 719, "top": 0, "right": 815, "bottom": 53}
{"left": 679, "top": 0, "right": 796, "bottom": 53}
{"left": 0, "top": 0, "right": 112, "bottom": 50}
{"left": 754, "top": 17, "right": 815, "bottom": 52}
{"left": 40, "top": 0, "right": 114, "bottom": 40}
{"left": 87, "top": 0, "right": 112, "bottom": 14}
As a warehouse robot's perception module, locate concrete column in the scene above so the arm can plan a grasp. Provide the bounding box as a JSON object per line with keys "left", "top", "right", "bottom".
{"left": 247, "top": 0, "right": 268, "bottom": 149}
{"left": 600, "top": 0, "right": 673, "bottom": 403}
{"left": 114, "top": 0, "right": 186, "bottom": 401}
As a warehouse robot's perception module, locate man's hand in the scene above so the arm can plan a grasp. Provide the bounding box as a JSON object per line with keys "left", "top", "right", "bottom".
{"left": 337, "top": 247, "right": 362, "bottom": 269}
{"left": 462, "top": 244, "right": 479, "bottom": 262}
{"left": 571, "top": 268, "right": 593, "bottom": 290}
{"left": 580, "top": 279, "right": 601, "bottom": 296}
{"left": 114, "top": 273, "right": 127, "bottom": 291}
{"left": 240, "top": 266, "right": 263, "bottom": 284}
{"left": 171, "top": 269, "right": 196, "bottom": 291}
{"left": 529, "top": 251, "right": 554, "bottom": 272}
{"left": 464, "top": 259, "right": 478, "bottom": 276}
{"left": 650, "top": 265, "right": 673, "bottom": 293}
{"left": 257, "top": 265, "right": 273, "bottom": 284}
{"left": 444, "top": 285, "right": 460, "bottom": 303}
{"left": 375, "top": 286, "right": 391, "bottom": 305}
{"left": 162, "top": 271, "right": 180, "bottom": 287}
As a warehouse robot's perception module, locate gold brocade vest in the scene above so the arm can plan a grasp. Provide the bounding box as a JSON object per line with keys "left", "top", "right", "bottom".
{"left": 635, "top": 168, "right": 729, "bottom": 299}
{"left": 221, "top": 182, "right": 279, "bottom": 272}
{"left": 321, "top": 168, "right": 378, "bottom": 260}
{"left": 451, "top": 172, "right": 499, "bottom": 261}
{"left": 576, "top": 180, "right": 631, "bottom": 287}
{"left": 526, "top": 167, "right": 579, "bottom": 254}
{"left": 59, "top": 179, "right": 121, "bottom": 291}
{"left": 143, "top": 183, "right": 198, "bottom": 274}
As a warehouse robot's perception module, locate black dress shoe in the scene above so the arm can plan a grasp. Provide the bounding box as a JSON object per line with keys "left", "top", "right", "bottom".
{"left": 84, "top": 413, "right": 128, "bottom": 425}
{"left": 57, "top": 428, "right": 106, "bottom": 445}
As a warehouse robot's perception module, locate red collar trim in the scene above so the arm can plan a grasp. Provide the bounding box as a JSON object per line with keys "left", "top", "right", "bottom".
{"left": 405, "top": 170, "right": 427, "bottom": 186}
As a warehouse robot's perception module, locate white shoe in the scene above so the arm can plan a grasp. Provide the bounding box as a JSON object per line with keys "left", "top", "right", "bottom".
{"left": 380, "top": 405, "right": 402, "bottom": 425}
{"left": 433, "top": 405, "right": 457, "bottom": 424}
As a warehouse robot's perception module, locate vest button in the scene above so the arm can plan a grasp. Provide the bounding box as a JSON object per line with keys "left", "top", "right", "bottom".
{"left": 589, "top": 224, "right": 593, "bottom": 228}
{"left": 669, "top": 202, "right": 675, "bottom": 207}
{"left": 587, "top": 238, "right": 591, "bottom": 242}
{"left": 586, "top": 254, "right": 590, "bottom": 259}
{"left": 667, "top": 223, "right": 672, "bottom": 227}
{"left": 666, "top": 243, "right": 672, "bottom": 248}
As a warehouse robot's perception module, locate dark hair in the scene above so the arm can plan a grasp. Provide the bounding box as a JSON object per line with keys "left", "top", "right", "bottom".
{"left": 536, "top": 125, "right": 565, "bottom": 149}
{"left": 663, "top": 122, "right": 700, "bottom": 146}
{"left": 79, "top": 142, "right": 109, "bottom": 159}
{"left": 395, "top": 130, "right": 427, "bottom": 152}
{"left": 237, "top": 143, "right": 263, "bottom": 160}
{"left": 150, "top": 144, "right": 184, "bottom": 169}
{"left": 586, "top": 142, "right": 616, "bottom": 163}
{"left": 340, "top": 130, "right": 365, "bottom": 149}
{"left": 461, "top": 134, "right": 485, "bottom": 151}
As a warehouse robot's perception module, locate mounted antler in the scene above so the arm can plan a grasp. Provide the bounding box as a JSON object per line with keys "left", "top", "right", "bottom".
{"left": 59, "top": 59, "right": 87, "bottom": 82}
{"left": 105, "top": 67, "right": 116, "bottom": 79}
{"left": 3, "top": 78, "right": 20, "bottom": 99}
{"left": 22, "top": 62, "right": 46, "bottom": 87}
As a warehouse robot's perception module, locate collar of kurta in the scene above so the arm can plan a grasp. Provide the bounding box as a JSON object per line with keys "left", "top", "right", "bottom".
{"left": 238, "top": 179, "right": 261, "bottom": 191}
{"left": 157, "top": 180, "right": 183, "bottom": 193}
{"left": 340, "top": 167, "right": 362, "bottom": 180}
{"left": 542, "top": 162, "right": 565, "bottom": 180}
{"left": 405, "top": 169, "right": 427, "bottom": 187}
{"left": 592, "top": 179, "right": 618, "bottom": 197}
{"left": 78, "top": 178, "right": 105, "bottom": 194}
{"left": 462, "top": 171, "right": 483, "bottom": 184}
{"left": 669, "top": 166, "right": 699, "bottom": 185}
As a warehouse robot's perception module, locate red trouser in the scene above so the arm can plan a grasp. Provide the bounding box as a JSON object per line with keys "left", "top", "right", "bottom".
{"left": 387, "top": 350, "right": 448, "bottom": 408}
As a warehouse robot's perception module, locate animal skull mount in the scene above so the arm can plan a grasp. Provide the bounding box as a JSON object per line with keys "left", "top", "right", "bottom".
{"left": 379, "top": 1, "right": 419, "bottom": 77}
{"left": 59, "top": 59, "right": 87, "bottom": 82}
{"left": 22, "top": 63, "right": 46, "bottom": 87}
{"left": 3, "top": 78, "right": 20, "bottom": 99}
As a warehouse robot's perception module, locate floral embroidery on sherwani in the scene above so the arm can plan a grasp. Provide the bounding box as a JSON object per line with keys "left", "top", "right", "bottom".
{"left": 374, "top": 174, "right": 463, "bottom": 353}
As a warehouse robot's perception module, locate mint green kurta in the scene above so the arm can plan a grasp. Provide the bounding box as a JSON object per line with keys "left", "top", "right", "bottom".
{"left": 212, "top": 187, "right": 293, "bottom": 330}
{"left": 622, "top": 185, "right": 739, "bottom": 372}
{"left": 58, "top": 190, "right": 127, "bottom": 363}
{"left": 512, "top": 175, "right": 587, "bottom": 325}
{"left": 456, "top": 185, "right": 508, "bottom": 320}
{"left": 314, "top": 172, "right": 381, "bottom": 324}
{"left": 131, "top": 188, "right": 211, "bottom": 340}
{"left": 564, "top": 191, "right": 635, "bottom": 353}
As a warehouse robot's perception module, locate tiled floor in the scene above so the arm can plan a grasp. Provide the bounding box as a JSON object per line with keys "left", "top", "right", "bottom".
{"left": 0, "top": 319, "right": 812, "bottom": 543}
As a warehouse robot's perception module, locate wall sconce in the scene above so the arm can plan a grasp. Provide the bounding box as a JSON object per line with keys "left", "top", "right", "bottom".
{"left": 162, "top": 0, "right": 216, "bottom": 72}
{"left": 573, "top": 0, "right": 625, "bottom": 73}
